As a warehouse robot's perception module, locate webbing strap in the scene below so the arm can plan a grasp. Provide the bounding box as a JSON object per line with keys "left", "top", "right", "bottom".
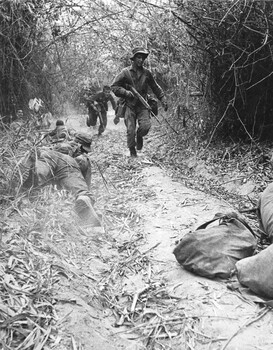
{"left": 196, "top": 214, "right": 257, "bottom": 238}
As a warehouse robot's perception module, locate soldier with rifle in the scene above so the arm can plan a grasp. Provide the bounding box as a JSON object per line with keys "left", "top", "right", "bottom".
{"left": 111, "top": 46, "right": 168, "bottom": 157}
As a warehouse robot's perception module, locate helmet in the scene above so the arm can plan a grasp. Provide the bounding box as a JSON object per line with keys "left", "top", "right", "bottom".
{"left": 74, "top": 132, "right": 92, "bottom": 152}
{"left": 130, "top": 47, "right": 149, "bottom": 60}
{"left": 56, "top": 120, "right": 64, "bottom": 126}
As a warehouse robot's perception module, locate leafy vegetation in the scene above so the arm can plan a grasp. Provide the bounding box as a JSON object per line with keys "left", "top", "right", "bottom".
{"left": 2, "top": 0, "right": 273, "bottom": 141}
{"left": 173, "top": 0, "right": 273, "bottom": 140}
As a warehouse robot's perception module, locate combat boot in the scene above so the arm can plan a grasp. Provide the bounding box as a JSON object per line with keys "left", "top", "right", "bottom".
{"left": 75, "top": 195, "right": 101, "bottom": 227}
{"left": 113, "top": 116, "right": 120, "bottom": 125}
{"left": 136, "top": 135, "right": 143, "bottom": 151}
{"left": 129, "top": 147, "right": 137, "bottom": 157}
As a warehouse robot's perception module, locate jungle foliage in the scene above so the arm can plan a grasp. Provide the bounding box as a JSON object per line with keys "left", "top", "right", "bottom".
{"left": 175, "top": 0, "right": 273, "bottom": 140}
{"left": 1, "top": 0, "right": 273, "bottom": 141}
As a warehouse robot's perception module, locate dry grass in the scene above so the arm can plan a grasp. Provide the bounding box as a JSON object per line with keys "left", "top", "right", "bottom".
{"left": 0, "top": 181, "right": 85, "bottom": 349}
{"left": 0, "top": 123, "right": 81, "bottom": 348}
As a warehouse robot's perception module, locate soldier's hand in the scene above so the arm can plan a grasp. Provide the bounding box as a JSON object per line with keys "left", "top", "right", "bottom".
{"left": 161, "top": 97, "right": 168, "bottom": 111}
{"left": 126, "top": 91, "right": 135, "bottom": 100}
{"left": 113, "top": 116, "right": 120, "bottom": 125}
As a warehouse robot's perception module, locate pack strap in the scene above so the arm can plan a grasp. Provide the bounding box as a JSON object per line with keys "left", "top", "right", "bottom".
{"left": 126, "top": 68, "right": 147, "bottom": 93}
{"left": 196, "top": 214, "right": 257, "bottom": 239}
{"left": 126, "top": 68, "right": 136, "bottom": 89}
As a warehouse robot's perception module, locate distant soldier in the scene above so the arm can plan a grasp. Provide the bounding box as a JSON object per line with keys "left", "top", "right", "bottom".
{"left": 85, "top": 85, "right": 116, "bottom": 136}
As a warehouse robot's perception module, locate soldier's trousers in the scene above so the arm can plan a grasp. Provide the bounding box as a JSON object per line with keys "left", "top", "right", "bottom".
{"left": 37, "top": 150, "right": 93, "bottom": 199}
{"left": 124, "top": 105, "right": 151, "bottom": 148}
{"left": 18, "top": 149, "right": 94, "bottom": 203}
{"left": 88, "top": 108, "right": 107, "bottom": 134}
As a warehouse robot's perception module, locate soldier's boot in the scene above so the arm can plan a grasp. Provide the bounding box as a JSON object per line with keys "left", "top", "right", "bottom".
{"left": 98, "top": 123, "right": 105, "bottom": 136}
{"left": 113, "top": 116, "right": 120, "bottom": 125}
{"left": 75, "top": 195, "right": 101, "bottom": 227}
{"left": 129, "top": 147, "right": 137, "bottom": 157}
{"left": 136, "top": 135, "right": 143, "bottom": 151}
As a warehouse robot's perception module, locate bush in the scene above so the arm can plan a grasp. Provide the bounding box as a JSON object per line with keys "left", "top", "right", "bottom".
{"left": 174, "top": 0, "right": 273, "bottom": 140}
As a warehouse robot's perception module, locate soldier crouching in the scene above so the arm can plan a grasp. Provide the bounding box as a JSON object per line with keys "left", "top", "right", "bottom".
{"left": 12, "top": 140, "right": 101, "bottom": 227}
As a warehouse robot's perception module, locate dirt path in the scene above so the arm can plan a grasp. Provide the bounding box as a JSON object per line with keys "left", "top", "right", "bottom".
{"left": 53, "top": 111, "right": 273, "bottom": 350}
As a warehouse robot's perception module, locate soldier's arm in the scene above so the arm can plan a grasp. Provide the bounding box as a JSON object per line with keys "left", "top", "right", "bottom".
{"left": 147, "top": 70, "right": 165, "bottom": 100}
{"left": 109, "top": 94, "right": 117, "bottom": 110}
{"left": 111, "top": 69, "right": 133, "bottom": 99}
{"left": 88, "top": 92, "right": 100, "bottom": 103}
{"left": 48, "top": 128, "right": 57, "bottom": 137}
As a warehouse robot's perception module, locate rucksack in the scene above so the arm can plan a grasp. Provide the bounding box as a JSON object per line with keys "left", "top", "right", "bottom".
{"left": 173, "top": 213, "right": 257, "bottom": 279}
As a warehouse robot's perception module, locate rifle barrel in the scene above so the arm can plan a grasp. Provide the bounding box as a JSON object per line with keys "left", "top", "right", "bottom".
{"left": 130, "top": 86, "right": 151, "bottom": 110}
{"left": 130, "top": 86, "right": 179, "bottom": 135}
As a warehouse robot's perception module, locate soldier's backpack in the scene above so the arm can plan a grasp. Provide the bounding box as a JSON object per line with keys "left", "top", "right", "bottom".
{"left": 173, "top": 213, "right": 257, "bottom": 279}
{"left": 74, "top": 132, "right": 92, "bottom": 153}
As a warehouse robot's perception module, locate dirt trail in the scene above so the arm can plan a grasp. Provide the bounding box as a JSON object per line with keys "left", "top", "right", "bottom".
{"left": 54, "top": 111, "right": 273, "bottom": 350}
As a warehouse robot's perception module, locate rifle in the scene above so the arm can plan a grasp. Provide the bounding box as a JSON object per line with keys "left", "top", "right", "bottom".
{"left": 130, "top": 86, "right": 151, "bottom": 111}
{"left": 129, "top": 86, "right": 179, "bottom": 135}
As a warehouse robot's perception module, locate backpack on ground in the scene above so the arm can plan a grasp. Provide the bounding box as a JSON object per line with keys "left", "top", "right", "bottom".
{"left": 173, "top": 213, "right": 257, "bottom": 279}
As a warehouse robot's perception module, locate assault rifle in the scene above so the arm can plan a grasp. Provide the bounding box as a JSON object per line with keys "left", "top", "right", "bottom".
{"left": 129, "top": 86, "right": 151, "bottom": 111}
{"left": 128, "top": 86, "right": 179, "bottom": 135}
